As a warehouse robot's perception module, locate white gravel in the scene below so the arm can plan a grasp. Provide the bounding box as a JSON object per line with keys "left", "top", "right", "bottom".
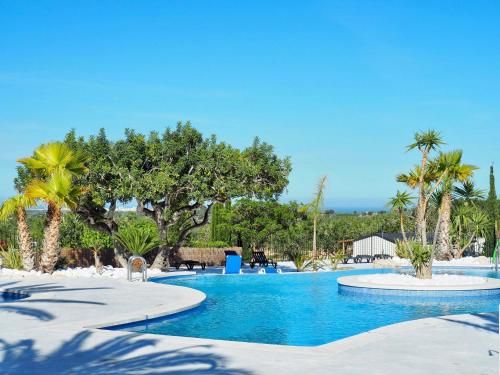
{"left": 0, "top": 265, "right": 165, "bottom": 279}
{"left": 379, "top": 256, "right": 492, "bottom": 268}
{"left": 358, "top": 273, "right": 488, "bottom": 286}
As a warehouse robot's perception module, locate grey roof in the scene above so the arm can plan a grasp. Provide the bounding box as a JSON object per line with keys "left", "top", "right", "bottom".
{"left": 354, "top": 232, "right": 434, "bottom": 244}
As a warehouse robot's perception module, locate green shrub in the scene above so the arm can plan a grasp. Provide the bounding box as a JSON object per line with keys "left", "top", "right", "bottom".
{"left": 1, "top": 248, "right": 23, "bottom": 270}
{"left": 408, "top": 241, "right": 432, "bottom": 275}
{"left": 114, "top": 226, "right": 163, "bottom": 256}
{"left": 395, "top": 239, "right": 411, "bottom": 259}
{"left": 60, "top": 213, "right": 86, "bottom": 248}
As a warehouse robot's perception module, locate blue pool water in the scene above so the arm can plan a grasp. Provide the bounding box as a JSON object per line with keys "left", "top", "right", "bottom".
{"left": 112, "top": 268, "right": 500, "bottom": 346}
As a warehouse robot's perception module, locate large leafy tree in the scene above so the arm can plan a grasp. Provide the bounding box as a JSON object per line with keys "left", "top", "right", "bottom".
{"left": 62, "top": 123, "right": 291, "bottom": 269}
{"left": 229, "top": 199, "right": 303, "bottom": 253}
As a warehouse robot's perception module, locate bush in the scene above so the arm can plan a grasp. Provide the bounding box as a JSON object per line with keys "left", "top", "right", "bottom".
{"left": 1, "top": 248, "right": 23, "bottom": 270}
{"left": 60, "top": 213, "right": 86, "bottom": 248}
{"left": 408, "top": 241, "right": 432, "bottom": 275}
{"left": 114, "top": 226, "right": 163, "bottom": 256}
{"left": 395, "top": 239, "right": 411, "bottom": 259}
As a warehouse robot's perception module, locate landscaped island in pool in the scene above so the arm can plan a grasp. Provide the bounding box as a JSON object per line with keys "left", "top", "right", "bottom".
{"left": 109, "top": 268, "right": 500, "bottom": 346}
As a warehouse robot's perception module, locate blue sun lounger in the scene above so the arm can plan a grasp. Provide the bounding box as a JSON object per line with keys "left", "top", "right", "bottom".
{"left": 223, "top": 255, "right": 242, "bottom": 274}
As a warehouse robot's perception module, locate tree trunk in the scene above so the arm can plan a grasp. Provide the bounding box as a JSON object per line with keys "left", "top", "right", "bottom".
{"left": 16, "top": 206, "right": 35, "bottom": 271}
{"left": 435, "top": 193, "right": 452, "bottom": 260}
{"left": 399, "top": 209, "right": 407, "bottom": 243}
{"left": 416, "top": 261, "right": 432, "bottom": 279}
{"left": 40, "top": 203, "right": 62, "bottom": 273}
{"left": 93, "top": 249, "right": 102, "bottom": 268}
{"left": 149, "top": 206, "right": 171, "bottom": 270}
{"left": 415, "top": 198, "right": 427, "bottom": 245}
{"left": 113, "top": 242, "right": 128, "bottom": 268}
{"left": 312, "top": 217, "right": 317, "bottom": 259}
{"left": 151, "top": 245, "right": 170, "bottom": 270}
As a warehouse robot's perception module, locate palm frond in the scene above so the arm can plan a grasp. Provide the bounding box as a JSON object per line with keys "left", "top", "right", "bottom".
{"left": 114, "top": 226, "right": 163, "bottom": 256}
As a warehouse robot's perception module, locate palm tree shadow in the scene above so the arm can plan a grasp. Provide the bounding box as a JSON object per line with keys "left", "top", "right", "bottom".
{"left": 0, "top": 330, "right": 253, "bottom": 375}
{"left": 439, "top": 312, "right": 499, "bottom": 334}
{"left": 0, "top": 306, "right": 54, "bottom": 321}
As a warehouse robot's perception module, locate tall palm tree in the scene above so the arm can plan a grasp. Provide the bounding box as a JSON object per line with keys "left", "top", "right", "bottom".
{"left": 25, "top": 172, "right": 86, "bottom": 273}
{"left": 302, "top": 175, "right": 327, "bottom": 259}
{"left": 434, "top": 150, "right": 477, "bottom": 259}
{"left": 18, "top": 142, "right": 88, "bottom": 273}
{"left": 404, "top": 130, "right": 445, "bottom": 247}
{"left": 387, "top": 191, "right": 414, "bottom": 243}
{"left": 18, "top": 142, "right": 87, "bottom": 177}
{"left": 0, "top": 195, "right": 36, "bottom": 271}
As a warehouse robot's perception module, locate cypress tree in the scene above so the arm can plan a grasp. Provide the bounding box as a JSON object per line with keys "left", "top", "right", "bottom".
{"left": 487, "top": 165, "right": 498, "bottom": 252}
{"left": 210, "top": 203, "right": 221, "bottom": 242}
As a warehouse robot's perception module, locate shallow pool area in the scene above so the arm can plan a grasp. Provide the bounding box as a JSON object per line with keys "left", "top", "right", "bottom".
{"left": 110, "top": 268, "right": 500, "bottom": 346}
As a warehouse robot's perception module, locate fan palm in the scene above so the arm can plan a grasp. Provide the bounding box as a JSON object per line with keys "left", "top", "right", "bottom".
{"left": 453, "top": 180, "right": 485, "bottom": 204}
{"left": 452, "top": 209, "right": 489, "bottom": 258}
{"left": 114, "top": 227, "right": 163, "bottom": 257}
{"left": 387, "top": 191, "right": 414, "bottom": 243}
{"left": 434, "top": 150, "right": 477, "bottom": 259}
{"left": 25, "top": 172, "right": 86, "bottom": 273}
{"left": 18, "top": 142, "right": 88, "bottom": 177}
{"left": 301, "top": 175, "right": 327, "bottom": 259}
{"left": 0, "top": 195, "right": 36, "bottom": 271}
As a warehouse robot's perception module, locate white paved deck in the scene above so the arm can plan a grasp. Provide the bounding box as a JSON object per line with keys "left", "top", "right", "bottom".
{"left": 0, "top": 275, "right": 498, "bottom": 374}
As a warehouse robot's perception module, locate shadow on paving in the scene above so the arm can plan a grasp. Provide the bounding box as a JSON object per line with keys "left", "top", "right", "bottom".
{"left": 1, "top": 282, "right": 113, "bottom": 294}
{"left": 0, "top": 281, "right": 110, "bottom": 321}
{"left": 0, "top": 306, "right": 54, "bottom": 321}
{"left": 439, "top": 312, "right": 499, "bottom": 334}
{"left": 0, "top": 330, "right": 253, "bottom": 375}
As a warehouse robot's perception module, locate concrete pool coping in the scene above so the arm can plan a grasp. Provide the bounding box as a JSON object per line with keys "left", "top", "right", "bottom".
{"left": 338, "top": 274, "right": 500, "bottom": 291}
{"left": 0, "top": 273, "right": 498, "bottom": 374}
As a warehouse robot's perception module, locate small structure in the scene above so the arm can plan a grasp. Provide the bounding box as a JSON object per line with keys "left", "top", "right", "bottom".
{"left": 352, "top": 233, "right": 412, "bottom": 259}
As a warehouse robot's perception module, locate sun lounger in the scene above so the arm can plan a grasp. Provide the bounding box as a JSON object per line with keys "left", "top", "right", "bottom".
{"left": 249, "top": 251, "right": 277, "bottom": 269}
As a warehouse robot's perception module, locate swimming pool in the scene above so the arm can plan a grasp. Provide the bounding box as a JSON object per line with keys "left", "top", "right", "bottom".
{"left": 111, "top": 268, "right": 500, "bottom": 346}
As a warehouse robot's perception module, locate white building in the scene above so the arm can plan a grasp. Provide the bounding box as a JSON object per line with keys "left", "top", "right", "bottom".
{"left": 352, "top": 233, "right": 399, "bottom": 258}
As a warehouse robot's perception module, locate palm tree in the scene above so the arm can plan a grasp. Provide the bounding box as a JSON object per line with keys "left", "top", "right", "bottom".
{"left": 453, "top": 180, "right": 485, "bottom": 205}
{"left": 404, "top": 130, "right": 445, "bottom": 246}
{"left": 434, "top": 150, "right": 477, "bottom": 259}
{"left": 114, "top": 227, "right": 163, "bottom": 257}
{"left": 18, "top": 142, "right": 87, "bottom": 177}
{"left": 387, "top": 191, "right": 414, "bottom": 243}
{"left": 18, "top": 142, "right": 88, "bottom": 273}
{"left": 0, "top": 195, "right": 36, "bottom": 271}
{"left": 302, "top": 175, "right": 327, "bottom": 259}
{"left": 25, "top": 172, "right": 86, "bottom": 273}
{"left": 452, "top": 209, "right": 489, "bottom": 258}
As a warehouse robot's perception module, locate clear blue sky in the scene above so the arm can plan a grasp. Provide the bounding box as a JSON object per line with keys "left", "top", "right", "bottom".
{"left": 0, "top": 1, "right": 498, "bottom": 209}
